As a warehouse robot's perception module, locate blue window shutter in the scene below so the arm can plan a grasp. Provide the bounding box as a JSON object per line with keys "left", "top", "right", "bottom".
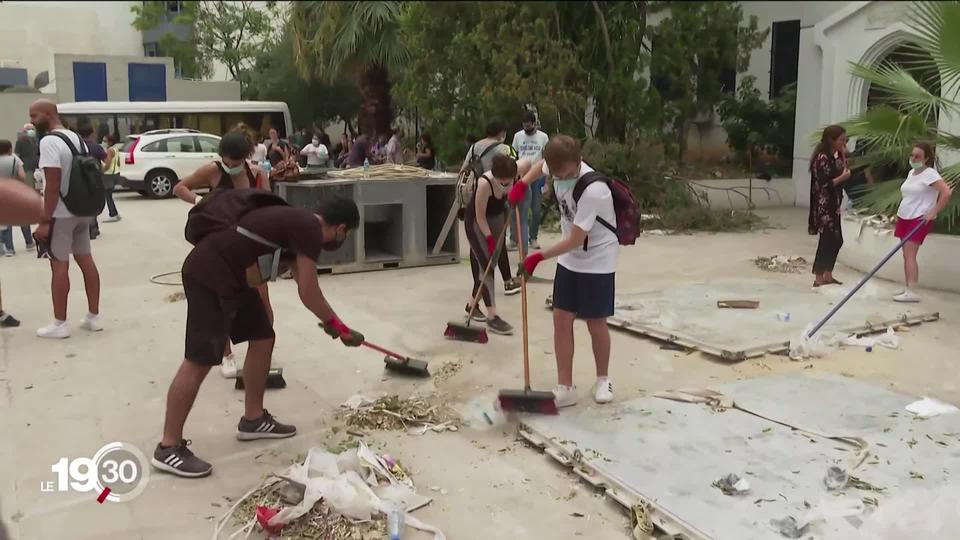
{"left": 128, "top": 63, "right": 167, "bottom": 102}
{"left": 72, "top": 62, "right": 107, "bottom": 101}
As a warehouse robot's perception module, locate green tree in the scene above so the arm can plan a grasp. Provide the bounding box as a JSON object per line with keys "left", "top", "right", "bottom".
{"left": 648, "top": 1, "right": 768, "bottom": 159}
{"left": 246, "top": 32, "right": 362, "bottom": 133}
{"left": 131, "top": 1, "right": 279, "bottom": 92}
{"left": 290, "top": 1, "right": 408, "bottom": 137}
{"left": 840, "top": 1, "right": 959, "bottom": 225}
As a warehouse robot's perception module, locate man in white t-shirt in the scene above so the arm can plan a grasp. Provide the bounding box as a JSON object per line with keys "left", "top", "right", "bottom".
{"left": 29, "top": 99, "right": 103, "bottom": 339}
{"left": 511, "top": 111, "right": 550, "bottom": 251}
{"left": 509, "top": 134, "right": 618, "bottom": 408}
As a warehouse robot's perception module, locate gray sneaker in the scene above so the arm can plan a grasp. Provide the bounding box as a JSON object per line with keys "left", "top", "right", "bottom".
{"left": 236, "top": 409, "right": 297, "bottom": 441}
{"left": 504, "top": 278, "right": 521, "bottom": 296}
{"left": 487, "top": 316, "right": 514, "bottom": 335}
{"left": 465, "top": 304, "right": 487, "bottom": 322}
{"left": 151, "top": 439, "right": 212, "bottom": 478}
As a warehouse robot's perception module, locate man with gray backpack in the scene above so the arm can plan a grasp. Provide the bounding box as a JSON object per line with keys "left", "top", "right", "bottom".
{"left": 29, "top": 99, "right": 105, "bottom": 339}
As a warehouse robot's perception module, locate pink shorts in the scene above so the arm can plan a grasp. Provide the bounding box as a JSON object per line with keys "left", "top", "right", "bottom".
{"left": 894, "top": 217, "right": 933, "bottom": 244}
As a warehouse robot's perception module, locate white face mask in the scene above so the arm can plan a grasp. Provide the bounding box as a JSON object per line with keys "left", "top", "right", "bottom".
{"left": 554, "top": 177, "right": 578, "bottom": 194}
{"left": 221, "top": 160, "right": 244, "bottom": 175}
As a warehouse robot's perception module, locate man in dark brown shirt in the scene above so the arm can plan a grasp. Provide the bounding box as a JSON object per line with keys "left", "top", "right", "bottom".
{"left": 153, "top": 193, "right": 362, "bottom": 478}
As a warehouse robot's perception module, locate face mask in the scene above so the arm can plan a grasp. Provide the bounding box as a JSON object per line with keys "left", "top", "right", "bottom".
{"left": 554, "top": 177, "right": 578, "bottom": 194}
{"left": 221, "top": 160, "right": 244, "bottom": 175}
{"left": 26, "top": 129, "right": 36, "bottom": 138}
{"left": 909, "top": 160, "right": 924, "bottom": 170}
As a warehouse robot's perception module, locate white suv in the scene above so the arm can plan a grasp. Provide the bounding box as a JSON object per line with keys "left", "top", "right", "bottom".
{"left": 119, "top": 129, "right": 221, "bottom": 198}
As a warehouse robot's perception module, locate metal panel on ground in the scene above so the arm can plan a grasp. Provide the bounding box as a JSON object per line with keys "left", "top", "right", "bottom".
{"left": 547, "top": 278, "right": 939, "bottom": 361}
{"left": 519, "top": 373, "right": 960, "bottom": 539}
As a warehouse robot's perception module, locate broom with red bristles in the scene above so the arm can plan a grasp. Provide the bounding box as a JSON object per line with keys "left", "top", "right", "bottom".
{"left": 497, "top": 206, "right": 558, "bottom": 415}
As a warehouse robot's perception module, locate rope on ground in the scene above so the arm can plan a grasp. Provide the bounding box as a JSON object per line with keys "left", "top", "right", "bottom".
{"left": 150, "top": 271, "right": 183, "bottom": 286}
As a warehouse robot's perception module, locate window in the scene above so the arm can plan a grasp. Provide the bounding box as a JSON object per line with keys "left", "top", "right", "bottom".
{"left": 167, "top": 1, "right": 181, "bottom": 13}
{"left": 72, "top": 62, "right": 108, "bottom": 101}
{"left": 166, "top": 136, "right": 197, "bottom": 153}
{"left": 197, "top": 137, "right": 219, "bottom": 153}
{"left": 144, "top": 42, "right": 160, "bottom": 57}
{"left": 128, "top": 63, "right": 167, "bottom": 102}
{"left": 720, "top": 66, "right": 736, "bottom": 95}
{"left": 141, "top": 140, "right": 166, "bottom": 152}
{"left": 769, "top": 20, "right": 801, "bottom": 98}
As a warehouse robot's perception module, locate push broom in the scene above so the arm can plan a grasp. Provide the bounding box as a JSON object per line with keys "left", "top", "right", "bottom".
{"left": 443, "top": 223, "right": 510, "bottom": 343}
{"left": 320, "top": 323, "right": 431, "bottom": 377}
{"left": 498, "top": 206, "right": 558, "bottom": 415}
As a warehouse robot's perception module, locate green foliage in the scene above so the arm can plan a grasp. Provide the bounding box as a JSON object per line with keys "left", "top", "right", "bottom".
{"left": 649, "top": 1, "right": 769, "bottom": 159}
{"left": 131, "top": 1, "right": 279, "bottom": 93}
{"left": 245, "top": 34, "right": 361, "bottom": 132}
{"left": 841, "top": 1, "right": 960, "bottom": 226}
{"left": 719, "top": 76, "right": 797, "bottom": 176}
{"left": 290, "top": 2, "right": 407, "bottom": 136}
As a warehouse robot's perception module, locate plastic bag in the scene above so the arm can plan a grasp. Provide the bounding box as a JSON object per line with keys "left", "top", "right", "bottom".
{"left": 840, "top": 327, "right": 899, "bottom": 350}
{"left": 789, "top": 324, "right": 837, "bottom": 360}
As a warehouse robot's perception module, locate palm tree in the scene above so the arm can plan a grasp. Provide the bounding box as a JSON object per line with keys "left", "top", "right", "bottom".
{"left": 290, "top": 1, "right": 408, "bottom": 137}
{"left": 840, "top": 1, "right": 960, "bottom": 225}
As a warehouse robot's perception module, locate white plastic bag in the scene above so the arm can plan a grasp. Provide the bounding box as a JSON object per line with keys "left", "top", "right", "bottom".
{"left": 789, "top": 324, "right": 837, "bottom": 360}
{"left": 841, "top": 327, "right": 900, "bottom": 350}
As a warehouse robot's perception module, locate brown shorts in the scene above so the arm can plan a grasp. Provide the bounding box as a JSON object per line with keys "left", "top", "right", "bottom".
{"left": 183, "top": 273, "right": 274, "bottom": 366}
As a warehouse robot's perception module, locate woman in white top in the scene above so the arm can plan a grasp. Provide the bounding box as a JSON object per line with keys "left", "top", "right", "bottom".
{"left": 299, "top": 136, "right": 329, "bottom": 170}
{"left": 892, "top": 142, "right": 953, "bottom": 302}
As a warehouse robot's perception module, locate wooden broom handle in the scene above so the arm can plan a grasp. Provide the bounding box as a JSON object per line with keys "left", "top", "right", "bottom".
{"left": 515, "top": 206, "right": 531, "bottom": 390}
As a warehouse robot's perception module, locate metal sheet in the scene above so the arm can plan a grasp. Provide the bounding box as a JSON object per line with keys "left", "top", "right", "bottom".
{"left": 520, "top": 373, "right": 960, "bottom": 539}
{"left": 547, "top": 278, "right": 939, "bottom": 361}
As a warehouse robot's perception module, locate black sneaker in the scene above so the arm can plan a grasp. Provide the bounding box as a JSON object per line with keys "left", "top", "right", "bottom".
{"left": 487, "top": 316, "right": 513, "bottom": 335}
{"left": 465, "top": 304, "right": 487, "bottom": 323}
{"left": 236, "top": 409, "right": 297, "bottom": 441}
{"left": 504, "top": 278, "right": 521, "bottom": 296}
{"left": 0, "top": 312, "right": 20, "bottom": 328}
{"left": 151, "top": 439, "right": 212, "bottom": 478}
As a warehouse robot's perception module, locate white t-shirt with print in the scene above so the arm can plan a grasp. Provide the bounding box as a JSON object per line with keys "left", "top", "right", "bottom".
{"left": 542, "top": 161, "right": 619, "bottom": 274}
{"left": 512, "top": 129, "right": 549, "bottom": 163}
{"left": 897, "top": 167, "right": 942, "bottom": 219}
{"left": 38, "top": 128, "right": 85, "bottom": 218}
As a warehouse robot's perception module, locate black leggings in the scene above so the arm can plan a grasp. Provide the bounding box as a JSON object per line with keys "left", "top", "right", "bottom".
{"left": 813, "top": 227, "right": 843, "bottom": 274}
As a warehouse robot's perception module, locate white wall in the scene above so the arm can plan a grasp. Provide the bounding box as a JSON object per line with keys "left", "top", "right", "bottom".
{"left": 0, "top": 93, "right": 55, "bottom": 143}
{"left": 0, "top": 1, "right": 142, "bottom": 87}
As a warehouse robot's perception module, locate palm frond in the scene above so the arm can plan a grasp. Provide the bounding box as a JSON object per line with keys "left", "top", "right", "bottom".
{"left": 905, "top": 1, "right": 960, "bottom": 96}
{"left": 849, "top": 61, "right": 954, "bottom": 118}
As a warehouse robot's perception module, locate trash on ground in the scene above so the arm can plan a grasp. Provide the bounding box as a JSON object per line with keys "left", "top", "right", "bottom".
{"left": 847, "top": 475, "right": 886, "bottom": 493}
{"left": 905, "top": 397, "right": 960, "bottom": 418}
{"left": 214, "top": 441, "right": 444, "bottom": 540}
{"left": 789, "top": 324, "right": 839, "bottom": 360}
{"left": 340, "top": 394, "right": 461, "bottom": 432}
{"left": 165, "top": 291, "right": 186, "bottom": 303}
{"left": 841, "top": 327, "right": 899, "bottom": 350}
{"left": 776, "top": 312, "right": 792, "bottom": 322}
{"left": 754, "top": 255, "right": 807, "bottom": 273}
{"left": 631, "top": 501, "right": 654, "bottom": 539}
{"left": 824, "top": 466, "right": 849, "bottom": 490}
{"left": 432, "top": 361, "right": 462, "bottom": 384}
{"left": 769, "top": 516, "right": 809, "bottom": 538}
{"left": 712, "top": 473, "right": 750, "bottom": 495}
{"left": 717, "top": 300, "right": 759, "bottom": 309}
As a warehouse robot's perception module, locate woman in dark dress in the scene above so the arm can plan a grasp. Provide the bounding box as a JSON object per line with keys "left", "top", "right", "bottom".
{"left": 808, "top": 125, "right": 851, "bottom": 287}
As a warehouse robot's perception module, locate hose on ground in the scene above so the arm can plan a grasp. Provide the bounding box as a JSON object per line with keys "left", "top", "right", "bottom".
{"left": 150, "top": 271, "right": 183, "bottom": 286}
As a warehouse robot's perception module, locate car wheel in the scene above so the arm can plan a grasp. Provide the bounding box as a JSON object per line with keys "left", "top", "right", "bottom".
{"left": 145, "top": 170, "right": 177, "bottom": 199}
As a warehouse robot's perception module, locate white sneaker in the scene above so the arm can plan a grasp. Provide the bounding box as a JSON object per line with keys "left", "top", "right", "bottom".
{"left": 80, "top": 313, "right": 104, "bottom": 332}
{"left": 529, "top": 239, "right": 540, "bottom": 250}
{"left": 37, "top": 321, "right": 70, "bottom": 339}
{"left": 103, "top": 215, "right": 122, "bottom": 223}
{"left": 593, "top": 378, "right": 614, "bottom": 404}
{"left": 553, "top": 385, "right": 578, "bottom": 408}
{"left": 893, "top": 290, "right": 920, "bottom": 303}
{"left": 220, "top": 353, "right": 239, "bottom": 378}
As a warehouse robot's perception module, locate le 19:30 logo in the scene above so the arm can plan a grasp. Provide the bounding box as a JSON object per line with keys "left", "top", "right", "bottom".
{"left": 42, "top": 442, "right": 150, "bottom": 503}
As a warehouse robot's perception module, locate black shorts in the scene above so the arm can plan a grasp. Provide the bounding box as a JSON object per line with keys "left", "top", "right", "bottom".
{"left": 183, "top": 274, "right": 274, "bottom": 366}
{"left": 552, "top": 264, "right": 615, "bottom": 319}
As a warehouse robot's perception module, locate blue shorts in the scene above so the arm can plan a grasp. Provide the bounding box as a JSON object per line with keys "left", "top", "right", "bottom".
{"left": 552, "top": 264, "right": 615, "bottom": 319}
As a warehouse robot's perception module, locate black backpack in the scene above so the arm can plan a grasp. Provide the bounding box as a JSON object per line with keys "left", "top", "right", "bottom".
{"left": 46, "top": 132, "right": 106, "bottom": 217}
{"left": 184, "top": 188, "right": 288, "bottom": 246}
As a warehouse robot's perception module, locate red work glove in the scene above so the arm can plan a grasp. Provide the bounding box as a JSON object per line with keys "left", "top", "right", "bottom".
{"left": 256, "top": 506, "right": 284, "bottom": 535}
{"left": 508, "top": 181, "right": 528, "bottom": 207}
{"left": 321, "top": 316, "right": 364, "bottom": 347}
{"left": 520, "top": 251, "right": 545, "bottom": 277}
{"left": 486, "top": 235, "right": 496, "bottom": 256}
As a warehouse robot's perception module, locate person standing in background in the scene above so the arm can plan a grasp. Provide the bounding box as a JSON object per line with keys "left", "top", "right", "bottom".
{"left": 265, "top": 128, "right": 290, "bottom": 161}
{"left": 29, "top": 99, "right": 104, "bottom": 339}
{"left": 511, "top": 111, "right": 550, "bottom": 251}
{"left": 101, "top": 135, "right": 122, "bottom": 222}
{"left": 78, "top": 125, "right": 107, "bottom": 240}
{"left": 385, "top": 127, "right": 404, "bottom": 164}
{"left": 808, "top": 125, "right": 849, "bottom": 288}
{"left": 0, "top": 139, "right": 35, "bottom": 255}
{"left": 299, "top": 135, "right": 329, "bottom": 171}
{"left": 15, "top": 123, "right": 39, "bottom": 189}
{"left": 417, "top": 133, "right": 436, "bottom": 170}
{"left": 251, "top": 132, "right": 268, "bottom": 165}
